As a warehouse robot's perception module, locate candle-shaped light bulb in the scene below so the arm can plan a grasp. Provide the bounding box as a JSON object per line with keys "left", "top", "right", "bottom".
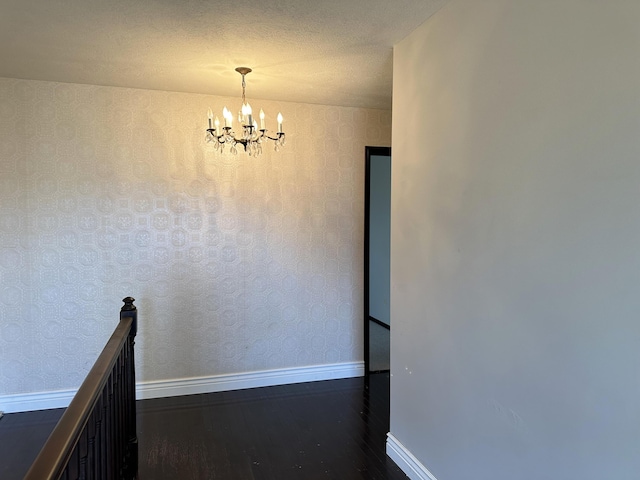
{"left": 222, "top": 107, "right": 233, "bottom": 128}
{"left": 214, "top": 116, "right": 220, "bottom": 136}
{"left": 223, "top": 107, "right": 230, "bottom": 127}
{"left": 207, "top": 108, "right": 213, "bottom": 129}
{"left": 246, "top": 103, "right": 253, "bottom": 126}
{"left": 259, "top": 109, "right": 265, "bottom": 130}
{"left": 277, "top": 112, "right": 283, "bottom": 133}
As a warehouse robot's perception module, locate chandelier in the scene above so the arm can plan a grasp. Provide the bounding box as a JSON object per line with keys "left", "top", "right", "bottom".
{"left": 206, "top": 67, "right": 286, "bottom": 156}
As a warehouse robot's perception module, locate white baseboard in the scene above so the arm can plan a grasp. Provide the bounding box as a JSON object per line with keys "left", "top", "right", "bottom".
{"left": 136, "top": 361, "right": 364, "bottom": 400}
{"left": 0, "top": 361, "right": 364, "bottom": 413}
{"left": 386, "top": 432, "right": 439, "bottom": 480}
{"left": 0, "top": 388, "right": 78, "bottom": 413}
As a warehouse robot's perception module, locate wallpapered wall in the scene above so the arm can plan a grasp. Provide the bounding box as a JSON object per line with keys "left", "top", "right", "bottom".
{"left": 0, "top": 77, "right": 391, "bottom": 396}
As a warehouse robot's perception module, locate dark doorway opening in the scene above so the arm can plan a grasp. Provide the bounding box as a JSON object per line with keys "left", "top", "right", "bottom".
{"left": 364, "top": 146, "right": 391, "bottom": 375}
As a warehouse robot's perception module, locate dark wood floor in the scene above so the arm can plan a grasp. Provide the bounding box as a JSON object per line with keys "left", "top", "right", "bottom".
{"left": 0, "top": 407, "right": 65, "bottom": 479}
{"left": 0, "top": 373, "right": 406, "bottom": 479}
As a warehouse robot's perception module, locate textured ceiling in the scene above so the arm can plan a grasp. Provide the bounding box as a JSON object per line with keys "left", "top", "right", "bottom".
{"left": 0, "top": 0, "right": 448, "bottom": 109}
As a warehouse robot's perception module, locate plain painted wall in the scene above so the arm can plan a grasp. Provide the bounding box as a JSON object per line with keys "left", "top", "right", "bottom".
{"left": 390, "top": 0, "right": 640, "bottom": 478}
{"left": 0, "top": 77, "right": 391, "bottom": 399}
{"left": 369, "top": 154, "right": 391, "bottom": 326}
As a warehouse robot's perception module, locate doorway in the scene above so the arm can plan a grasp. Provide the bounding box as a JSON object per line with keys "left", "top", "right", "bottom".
{"left": 364, "top": 146, "right": 391, "bottom": 374}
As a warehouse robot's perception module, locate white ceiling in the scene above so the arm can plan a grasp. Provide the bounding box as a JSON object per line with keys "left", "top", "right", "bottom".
{"left": 0, "top": 0, "right": 448, "bottom": 110}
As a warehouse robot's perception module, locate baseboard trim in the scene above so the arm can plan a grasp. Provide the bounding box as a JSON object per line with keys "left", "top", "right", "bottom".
{"left": 386, "top": 432, "right": 439, "bottom": 480}
{"left": 0, "top": 388, "right": 77, "bottom": 413}
{"left": 137, "top": 361, "right": 364, "bottom": 400}
{"left": 0, "top": 361, "right": 364, "bottom": 413}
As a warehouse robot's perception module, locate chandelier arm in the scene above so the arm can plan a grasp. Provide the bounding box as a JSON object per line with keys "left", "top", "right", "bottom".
{"left": 262, "top": 133, "right": 286, "bottom": 142}
{"left": 233, "top": 139, "right": 249, "bottom": 151}
{"left": 206, "top": 129, "right": 234, "bottom": 144}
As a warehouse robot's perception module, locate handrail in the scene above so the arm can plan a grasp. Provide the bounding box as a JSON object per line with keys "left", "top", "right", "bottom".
{"left": 24, "top": 297, "right": 138, "bottom": 480}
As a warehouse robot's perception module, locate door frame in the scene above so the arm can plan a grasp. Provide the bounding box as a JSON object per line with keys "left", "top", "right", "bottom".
{"left": 364, "top": 146, "right": 391, "bottom": 375}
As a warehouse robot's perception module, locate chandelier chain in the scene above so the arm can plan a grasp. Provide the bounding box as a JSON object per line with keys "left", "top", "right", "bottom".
{"left": 241, "top": 74, "right": 246, "bottom": 105}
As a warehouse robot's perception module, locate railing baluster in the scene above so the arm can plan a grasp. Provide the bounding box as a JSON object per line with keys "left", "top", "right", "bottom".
{"left": 78, "top": 428, "right": 87, "bottom": 480}
{"left": 116, "top": 362, "right": 123, "bottom": 476}
{"left": 100, "top": 391, "right": 107, "bottom": 479}
{"left": 106, "top": 372, "right": 113, "bottom": 479}
{"left": 86, "top": 409, "right": 96, "bottom": 480}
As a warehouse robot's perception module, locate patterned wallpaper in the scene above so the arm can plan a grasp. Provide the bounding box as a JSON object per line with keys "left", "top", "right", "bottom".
{"left": 0, "top": 78, "right": 391, "bottom": 396}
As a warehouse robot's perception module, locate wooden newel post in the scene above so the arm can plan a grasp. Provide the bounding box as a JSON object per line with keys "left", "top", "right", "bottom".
{"left": 121, "top": 296, "right": 138, "bottom": 479}
{"left": 121, "top": 296, "right": 137, "bottom": 336}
